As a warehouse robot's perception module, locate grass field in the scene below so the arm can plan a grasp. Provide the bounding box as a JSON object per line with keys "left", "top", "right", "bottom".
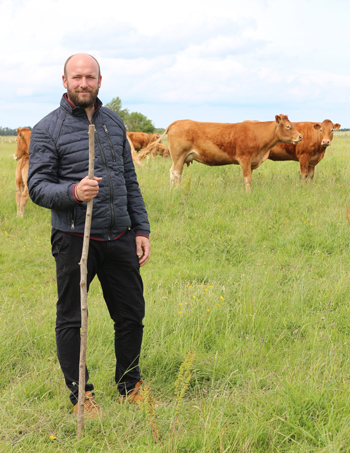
{"left": 1, "top": 132, "right": 350, "bottom": 452}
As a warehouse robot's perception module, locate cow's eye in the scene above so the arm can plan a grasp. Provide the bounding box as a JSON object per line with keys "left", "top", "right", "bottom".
{"left": 320, "top": 129, "right": 323, "bottom": 133}
{"left": 286, "top": 125, "right": 291, "bottom": 129}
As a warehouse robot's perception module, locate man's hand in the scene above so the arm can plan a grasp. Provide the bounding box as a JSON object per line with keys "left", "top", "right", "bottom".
{"left": 76, "top": 176, "right": 102, "bottom": 202}
{"left": 136, "top": 236, "right": 151, "bottom": 266}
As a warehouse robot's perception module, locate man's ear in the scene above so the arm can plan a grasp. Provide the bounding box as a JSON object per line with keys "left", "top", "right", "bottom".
{"left": 62, "top": 75, "right": 67, "bottom": 89}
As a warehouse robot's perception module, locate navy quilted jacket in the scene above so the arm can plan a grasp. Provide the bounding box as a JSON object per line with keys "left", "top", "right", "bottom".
{"left": 28, "top": 95, "right": 150, "bottom": 240}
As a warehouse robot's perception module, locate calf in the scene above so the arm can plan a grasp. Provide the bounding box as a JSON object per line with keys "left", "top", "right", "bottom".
{"left": 138, "top": 143, "right": 171, "bottom": 161}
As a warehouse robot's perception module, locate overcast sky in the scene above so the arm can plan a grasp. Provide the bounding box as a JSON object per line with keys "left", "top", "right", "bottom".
{"left": 1, "top": 0, "right": 349, "bottom": 129}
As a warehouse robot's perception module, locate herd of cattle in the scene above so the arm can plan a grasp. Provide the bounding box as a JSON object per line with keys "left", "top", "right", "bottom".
{"left": 13, "top": 114, "right": 340, "bottom": 217}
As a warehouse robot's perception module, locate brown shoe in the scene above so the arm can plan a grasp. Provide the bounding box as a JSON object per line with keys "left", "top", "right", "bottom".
{"left": 117, "top": 381, "right": 163, "bottom": 407}
{"left": 74, "top": 391, "right": 102, "bottom": 420}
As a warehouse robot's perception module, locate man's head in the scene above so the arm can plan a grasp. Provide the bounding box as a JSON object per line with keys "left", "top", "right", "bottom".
{"left": 62, "top": 53, "right": 102, "bottom": 109}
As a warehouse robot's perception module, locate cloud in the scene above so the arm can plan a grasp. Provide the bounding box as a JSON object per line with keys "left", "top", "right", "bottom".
{"left": 0, "top": 0, "right": 349, "bottom": 128}
{"left": 60, "top": 16, "right": 264, "bottom": 60}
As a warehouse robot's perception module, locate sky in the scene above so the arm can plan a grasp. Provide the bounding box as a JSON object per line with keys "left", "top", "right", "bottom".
{"left": 0, "top": 0, "right": 349, "bottom": 129}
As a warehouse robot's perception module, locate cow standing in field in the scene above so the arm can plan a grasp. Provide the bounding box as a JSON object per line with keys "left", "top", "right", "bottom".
{"left": 147, "top": 115, "right": 302, "bottom": 192}
{"left": 14, "top": 127, "right": 31, "bottom": 217}
{"left": 126, "top": 132, "right": 160, "bottom": 151}
{"left": 268, "top": 119, "right": 341, "bottom": 181}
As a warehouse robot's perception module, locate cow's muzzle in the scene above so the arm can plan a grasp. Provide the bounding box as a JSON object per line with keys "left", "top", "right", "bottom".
{"left": 292, "top": 134, "right": 303, "bottom": 144}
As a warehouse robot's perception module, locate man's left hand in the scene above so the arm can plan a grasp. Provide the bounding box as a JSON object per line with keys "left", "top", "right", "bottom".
{"left": 136, "top": 236, "right": 151, "bottom": 266}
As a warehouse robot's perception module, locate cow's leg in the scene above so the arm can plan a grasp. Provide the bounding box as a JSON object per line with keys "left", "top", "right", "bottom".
{"left": 299, "top": 157, "right": 309, "bottom": 183}
{"left": 308, "top": 165, "right": 315, "bottom": 180}
{"left": 170, "top": 158, "right": 185, "bottom": 187}
{"left": 19, "top": 165, "right": 29, "bottom": 218}
{"left": 15, "top": 169, "right": 22, "bottom": 217}
{"left": 19, "top": 185, "right": 29, "bottom": 218}
{"left": 239, "top": 159, "right": 253, "bottom": 193}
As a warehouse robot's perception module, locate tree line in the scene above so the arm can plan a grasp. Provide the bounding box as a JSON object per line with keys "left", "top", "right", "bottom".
{"left": 0, "top": 126, "right": 32, "bottom": 136}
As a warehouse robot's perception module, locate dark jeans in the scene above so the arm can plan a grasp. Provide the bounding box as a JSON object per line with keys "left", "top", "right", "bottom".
{"left": 51, "top": 228, "right": 145, "bottom": 405}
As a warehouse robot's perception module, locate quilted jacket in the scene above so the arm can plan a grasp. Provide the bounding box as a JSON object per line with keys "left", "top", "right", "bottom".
{"left": 28, "top": 95, "right": 150, "bottom": 240}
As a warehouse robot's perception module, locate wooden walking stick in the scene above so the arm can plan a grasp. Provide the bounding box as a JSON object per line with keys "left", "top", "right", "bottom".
{"left": 77, "top": 124, "right": 95, "bottom": 440}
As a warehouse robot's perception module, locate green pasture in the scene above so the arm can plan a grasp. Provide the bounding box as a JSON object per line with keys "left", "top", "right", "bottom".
{"left": 1, "top": 132, "right": 350, "bottom": 452}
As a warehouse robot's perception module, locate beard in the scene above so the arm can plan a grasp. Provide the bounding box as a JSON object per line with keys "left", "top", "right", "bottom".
{"left": 66, "top": 83, "right": 99, "bottom": 108}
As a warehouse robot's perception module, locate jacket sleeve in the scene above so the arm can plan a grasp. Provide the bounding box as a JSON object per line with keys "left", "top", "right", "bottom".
{"left": 123, "top": 133, "right": 150, "bottom": 237}
{"left": 27, "top": 124, "right": 78, "bottom": 211}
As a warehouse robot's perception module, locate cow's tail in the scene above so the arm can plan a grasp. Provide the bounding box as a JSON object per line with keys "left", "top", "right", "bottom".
{"left": 138, "top": 147, "right": 152, "bottom": 161}
{"left": 127, "top": 136, "right": 145, "bottom": 169}
{"left": 142, "top": 122, "right": 178, "bottom": 156}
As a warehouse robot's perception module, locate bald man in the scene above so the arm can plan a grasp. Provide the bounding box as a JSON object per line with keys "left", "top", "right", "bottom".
{"left": 28, "top": 54, "right": 151, "bottom": 418}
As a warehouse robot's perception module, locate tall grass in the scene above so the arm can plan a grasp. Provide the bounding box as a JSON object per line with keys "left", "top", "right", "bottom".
{"left": 1, "top": 133, "right": 350, "bottom": 451}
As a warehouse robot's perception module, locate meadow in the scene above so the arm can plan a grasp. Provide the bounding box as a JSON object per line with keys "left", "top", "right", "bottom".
{"left": 1, "top": 132, "right": 350, "bottom": 452}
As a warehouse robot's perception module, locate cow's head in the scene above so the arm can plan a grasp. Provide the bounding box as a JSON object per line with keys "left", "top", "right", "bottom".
{"left": 14, "top": 127, "right": 31, "bottom": 160}
{"left": 313, "top": 120, "right": 341, "bottom": 147}
{"left": 275, "top": 114, "right": 303, "bottom": 145}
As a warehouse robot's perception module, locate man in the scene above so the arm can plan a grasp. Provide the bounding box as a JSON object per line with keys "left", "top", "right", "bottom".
{"left": 28, "top": 53, "right": 150, "bottom": 418}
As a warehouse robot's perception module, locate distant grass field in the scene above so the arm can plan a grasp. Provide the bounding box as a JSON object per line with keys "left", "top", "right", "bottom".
{"left": 1, "top": 132, "right": 350, "bottom": 452}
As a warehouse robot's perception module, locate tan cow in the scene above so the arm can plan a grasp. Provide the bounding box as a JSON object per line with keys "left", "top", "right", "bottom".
{"left": 138, "top": 143, "right": 171, "bottom": 161}
{"left": 126, "top": 132, "right": 160, "bottom": 151}
{"left": 14, "top": 127, "right": 31, "bottom": 217}
{"left": 147, "top": 115, "right": 302, "bottom": 191}
{"left": 268, "top": 119, "right": 341, "bottom": 181}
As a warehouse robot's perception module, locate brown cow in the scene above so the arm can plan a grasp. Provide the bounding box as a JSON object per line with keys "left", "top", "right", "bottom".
{"left": 14, "top": 127, "right": 31, "bottom": 217}
{"left": 147, "top": 115, "right": 302, "bottom": 191}
{"left": 268, "top": 119, "right": 341, "bottom": 181}
{"left": 126, "top": 132, "right": 160, "bottom": 151}
{"left": 138, "top": 143, "right": 171, "bottom": 161}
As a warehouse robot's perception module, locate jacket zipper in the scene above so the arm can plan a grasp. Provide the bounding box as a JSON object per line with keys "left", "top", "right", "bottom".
{"left": 102, "top": 124, "right": 116, "bottom": 162}
{"left": 71, "top": 208, "right": 77, "bottom": 230}
{"left": 95, "top": 129, "right": 115, "bottom": 240}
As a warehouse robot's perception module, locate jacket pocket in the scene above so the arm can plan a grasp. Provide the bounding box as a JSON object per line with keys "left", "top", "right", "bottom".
{"left": 51, "top": 229, "right": 70, "bottom": 258}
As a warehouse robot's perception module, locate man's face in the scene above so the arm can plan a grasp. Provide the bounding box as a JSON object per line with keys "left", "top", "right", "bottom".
{"left": 62, "top": 55, "right": 102, "bottom": 108}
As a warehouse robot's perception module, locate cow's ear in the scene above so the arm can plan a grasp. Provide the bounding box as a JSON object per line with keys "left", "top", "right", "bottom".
{"left": 16, "top": 127, "right": 21, "bottom": 135}
{"left": 275, "top": 115, "right": 282, "bottom": 124}
{"left": 334, "top": 123, "right": 341, "bottom": 130}
{"left": 313, "top": 123, "right": 321, "bottom": 130}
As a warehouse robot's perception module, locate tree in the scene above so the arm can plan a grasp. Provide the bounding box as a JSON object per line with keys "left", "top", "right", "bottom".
{"left": 105, "top": 97, "right": 156, "bottom": 133}
{"left": 124, "top": 112, "right": 155, "bottom": 133}
{"left": 104, "top": 97, "right": 129, "bottom": 122}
